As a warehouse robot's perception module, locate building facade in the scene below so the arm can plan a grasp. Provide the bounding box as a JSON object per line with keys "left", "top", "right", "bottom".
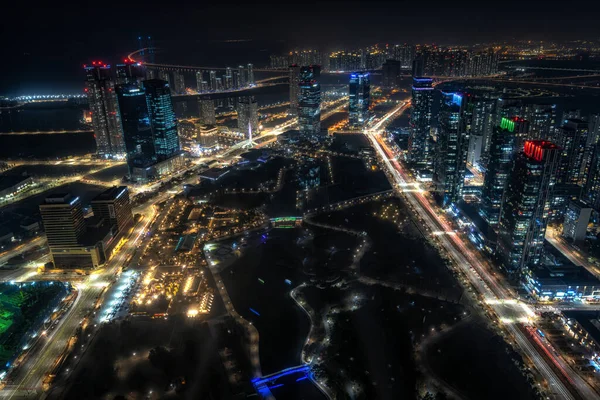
{"left": 497, "top": 140, "right": 561, "bottom": 274}
{"left": 348, "top": 73, "right": 371, "bottom": 128}
{"left": 408, "top": 77, "right": 434, "bottom": 167}
{"left": 434, "top": 92, "right": 469, "bottom": 206}
{"left": 289, "top": 65, "right": 300, "bottom": 115}
{"left": 298, "top": 66, "right": 322, "bottom": 137}
{"left": 84, "top": 62, "right": 125, "bottom": 156}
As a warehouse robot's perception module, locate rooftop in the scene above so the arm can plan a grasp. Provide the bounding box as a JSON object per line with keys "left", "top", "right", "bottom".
{"left": 92, "top": 186, "right": 128, "bottom": 202}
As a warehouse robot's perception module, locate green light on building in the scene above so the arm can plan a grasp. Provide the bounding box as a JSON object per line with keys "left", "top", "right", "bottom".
{"left": 500, "top": 117, "right": 515, "bottom": 132}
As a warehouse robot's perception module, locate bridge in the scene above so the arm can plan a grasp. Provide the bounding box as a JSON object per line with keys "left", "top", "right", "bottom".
{"left": 251, "top": 365, "right": 311, "bottom": 397}
{"left": 0, "top": 129, "right": 93, "bottom": 136}
{"left": 504, "top": 65, "right": 600, "bottom": 73}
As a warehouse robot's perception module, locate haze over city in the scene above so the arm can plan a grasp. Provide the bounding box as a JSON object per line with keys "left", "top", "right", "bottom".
{"left": 3, "top": 2, "right": 600, "bottom": 400}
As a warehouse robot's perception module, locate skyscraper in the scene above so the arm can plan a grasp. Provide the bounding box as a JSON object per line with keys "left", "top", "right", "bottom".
{"left": 115, "top": 84, "right": 155, "bottom": 181}
{"left": 480, "top": 118, "right": 518, "bottom": 225}
{"left": 382, "top": 59, "right": 401, "bottom": 88}
{"left": 434, "top": 92, "right": 469, "bottom": 206}
{"left": 497, "top": 140, "right": 561, "bottom": 274}
{"left": 238, "top": 66, "right": 248, "bottom": 87}
{"left": 555, "top": 119, "right": 589, "bottom": 185}
{"left": 584, "top": 143, "right": 600, "bottom": 210}
{"left": 84, "top": 62, "right": 125, "bottom": 156}
{"left": 298, "top": 66, "right": 321, "bottom": 137}
{"left": 408, "top": 77, "right": 434, "bottom": 167}
{"left": 40, "top": 193, "right": 86, "bottom": 248}
{"left": 40, "top": 193, "right": 104, "bottom": 269}
{"left": 116, "top": 59, "right": 145, "bottom": 85}
{"left": 247, "top": 64, "right": 255, "bottom": 85}
{"left": 468, "top": 94, "right": 496, "bottom": 163}
{"left": 348, "top": 73, "right": 371, "bottom": 128}
{"left": 237, "top": 96, "right": 259, "bottom": 137}
{"left": 198, "top": 99, "right": 216, "bottom": 125}
{"left": 172, "top": 71, "right": 186, "bottom": 94}
{"left": 195, "top": 71, "right": 205, "bottom": 92}
{"left": 225, "top": 67, "right": 233, "bottom": 89}
{"left": 289, "top": 65, "right": 300, "bottom": 115}
{"left": 143, "top": 79, "right": 180, "bottom": 161}
{"left": 209, "top": 71, "right": 218, "bottom": 91}
{"left": 91, "top": 186, "right": 133, "bottom": 234}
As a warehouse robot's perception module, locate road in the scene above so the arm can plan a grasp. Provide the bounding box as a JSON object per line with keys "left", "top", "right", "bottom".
{"left": 1, "top": 201, "right": 157, "bottom": 399}
{"left": 365, "top": 102, "right": 598, "bottom": 400}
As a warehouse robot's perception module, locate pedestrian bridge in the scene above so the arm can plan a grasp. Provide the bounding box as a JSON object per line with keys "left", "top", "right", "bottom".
{"left": 251, "top": 365, "right": 311, "bottom": 397}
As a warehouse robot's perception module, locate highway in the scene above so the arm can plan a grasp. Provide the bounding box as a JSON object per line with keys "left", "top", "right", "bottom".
{"left": 0, "top": 201, "right": 157, "bottom": 399}
{"left": 364, "top": 102, "right": 598, "bottom": 400}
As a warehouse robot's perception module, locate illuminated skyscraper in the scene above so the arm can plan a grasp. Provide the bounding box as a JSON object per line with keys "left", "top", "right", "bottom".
{"left": 480, "top": 118, "right": 518, "bottom": 225}
{"left": 84, "top": 62, "right": 125, "bottom": 156}
{"left": 237, "top": 96, "right": 259, "bottom": 137}
{"left": 158, "top": 70, "right": 171, "bottom": 86}
{"left": 247, "top": 64, "right": 254, "bottom": 85}
{"left": 225, "top": 67, "right": 233, "bottom": 89}
{"left": 91, "top": 186, "right": 133, "bottom": 234}
{"left": 408, "top": 77, "right": 434, "bottom": 167}
{"left": 209, "top": 70, "right": 218, "bottom": 91}
{"left": 289, "top": 64, "right": 300, "bottom": 115}
{"left": 298, "top": 66, "right": 321, "bottom": 136}
{"left": 555, "top": 119, "right": 589, "bottom": 185}
{"left": 115, "top": 84, "right": 155, "bottom": 181}
{"left": 382, "top": 59, "right": 401, "bottom": 88}
{"left": 434, "top": 92, "right": 469, "bottom": 206}
{"left": 172, "top": 71, "right": 186, "bottom": 94}
{"left": 116, "top": 59, "right": 145, "bottom": 85}
{"left": 497, "top": 140, "right": 561, "bottom": 274}
{"left": 348, "top": 73, "right": 370, "bottom": 127}
{"left": 238, "top": 66, "right": 248, "bottom": 87}
{"left": 198, "top": 99, "right": 216, "bottom": 125}
{"left": 143, "top": 79, "right": 180, "bottom": 161}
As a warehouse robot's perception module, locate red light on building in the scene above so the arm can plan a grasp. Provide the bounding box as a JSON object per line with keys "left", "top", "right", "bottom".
{"left": 92, "top": 61, "right": 96, "bottom": 65}
{"left": 523, "top": 140, "right": 558, "bottom": 163}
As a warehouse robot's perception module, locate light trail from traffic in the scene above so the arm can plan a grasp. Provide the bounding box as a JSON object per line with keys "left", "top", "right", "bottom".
{"left": 364, "top": 101, "right": 598, "bottom": 400}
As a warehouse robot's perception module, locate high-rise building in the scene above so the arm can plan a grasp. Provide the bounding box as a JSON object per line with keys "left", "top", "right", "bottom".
{"left": 480, "top": 119, "right": 518, "bottom": 225}
{"left": 91, "top": 186, "right": 134, "bottom": 234}
{"left": 40, "top": 193, "right": 104, "bottom": 269}
{"left": 434, "top": 92, "right": 469, "bottom": 206}
{"left": 198, "top": 99, "right": 216, "bottom": 125}
{"left": 562, "top": 109, "right": 582, "bottom": 121}
{"left": 209, "top": 71, "right": 218, "bottom": 91}
{"left": 562, "top": 200, "right": 592, "bottom": 243}
{"left": 298, "top": 66, "right": 321, "bottom": 137}
{"left": 469, "top": 94, "right": 496, "bottom": 161}
{"left": 116, "top": 59, "right": 144, "bottom": 85}
{"left": 143, "top": 79, "right": 180, "bottom": 161}
{"left": 348, "top": 73, "right": 370, "bottom": 128}
{"left": 584, "top": 143, "right": 600, "bottom": 210}
{"left": 524, "top": 103, "right": 556, "bottom": 141}
{"left": 289, "top": 65, "right": 300, "bottom": 115}
{"left": 158, "top": 70, "right": 171, "bottom": 86}
{"left": 382, "top": 59, "right": 401, "bottom": 89}
{"left": 115, "top": 84, "right": 155, "bottom": 181}
{"left": 238, "top": 66, "right": 248, "bottom": 87}
{"left": 232, "top": 69, "right": 241, "bottom": 89}
{"left": 195, "top": 71, "right": 205, "bottom": 92}
{"left": 172, "top": 71, "right": 186, "bottom": 94}
{"left": 40, "top": 193, "right": 86, "bottom": 248}
{"left": 237, "top": 96, "right": 259, "bottom": 137}
{"left": 408, "top": 77, "right": 434, "bottom": 167}
{"left": 84, "top": 62, "right": 125, "bottom": 156}
{"left": 225, "top": 67, "right": 233, "bottom": 89}
{"left": 497, "top": 140, "right": 561, "bottom": 274}
{"left": 247, "top": 64, "right": 254, "bottom": 85}
{"left": 555, "top": 119, "right": 589, "bottom": 185}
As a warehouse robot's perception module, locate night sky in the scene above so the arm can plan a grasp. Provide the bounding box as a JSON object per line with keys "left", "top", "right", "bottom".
{"left": 2, "top": 0, "right": 600, "bottom": 95}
